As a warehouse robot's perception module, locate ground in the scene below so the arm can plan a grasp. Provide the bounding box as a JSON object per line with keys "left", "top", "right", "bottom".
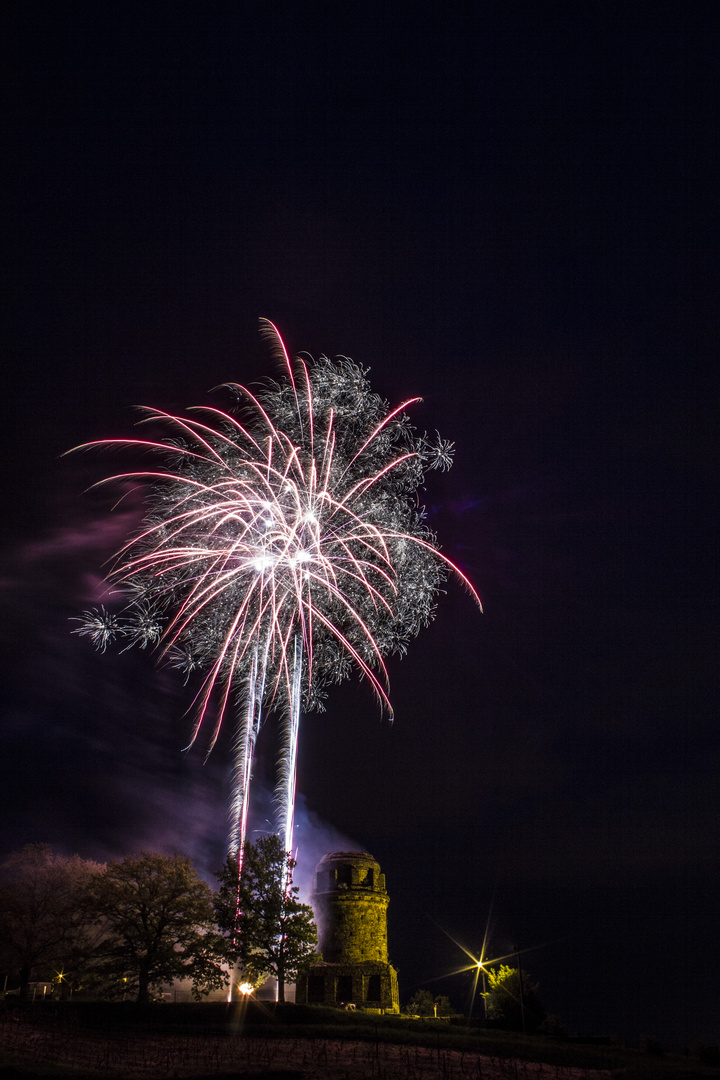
{"left": 2, "top": 1006, "right": 718, "bottom": 1080}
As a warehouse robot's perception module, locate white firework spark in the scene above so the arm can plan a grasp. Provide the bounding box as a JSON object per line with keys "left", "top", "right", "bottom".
{"left": 71, "top": 321, "right": 481, "bottom": 863}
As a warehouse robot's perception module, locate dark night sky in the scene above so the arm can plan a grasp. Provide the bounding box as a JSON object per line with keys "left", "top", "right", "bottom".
{"left": 1, "top": 0, "right": 719, "bottom": 1048}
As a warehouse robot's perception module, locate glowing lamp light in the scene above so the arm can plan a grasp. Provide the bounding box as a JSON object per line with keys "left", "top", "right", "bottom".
{"left": 238, "top": 982, "right": 254, "bottom": 996}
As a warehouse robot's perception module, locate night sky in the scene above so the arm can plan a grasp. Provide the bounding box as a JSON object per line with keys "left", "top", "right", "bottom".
{"left": 2, "top": 1, "right": 718, "bottom": 1049}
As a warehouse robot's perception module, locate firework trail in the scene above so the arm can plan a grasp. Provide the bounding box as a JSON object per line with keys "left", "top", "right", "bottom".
{"left": 72, "top": 322, "right": 480, "bottom": 867}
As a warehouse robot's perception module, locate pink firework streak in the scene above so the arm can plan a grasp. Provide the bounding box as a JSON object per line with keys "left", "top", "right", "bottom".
{"left": 71, "top": 321, "right": 481, "bottom": 868}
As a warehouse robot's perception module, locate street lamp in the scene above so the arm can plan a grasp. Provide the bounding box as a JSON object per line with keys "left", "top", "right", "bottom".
{"left": 513, "top": 945, "right": 526, "bottom": 1034}
{"left": 476, "top": 961, "right": 488, "bottom": 1019}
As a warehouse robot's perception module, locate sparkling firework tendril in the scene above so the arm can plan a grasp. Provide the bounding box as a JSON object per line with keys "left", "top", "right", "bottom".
{"left": 71, "top": 321, "right": 481, "bottom": 868}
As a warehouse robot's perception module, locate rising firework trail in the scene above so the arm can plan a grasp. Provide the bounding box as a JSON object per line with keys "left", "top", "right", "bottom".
{"left": 72, "top": 322, "right": 481, "bottom": 867}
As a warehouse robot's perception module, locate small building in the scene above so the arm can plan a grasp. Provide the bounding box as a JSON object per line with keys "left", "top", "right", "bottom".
{"left": 296, "top": 851, "right": 399, "bottom": 1013}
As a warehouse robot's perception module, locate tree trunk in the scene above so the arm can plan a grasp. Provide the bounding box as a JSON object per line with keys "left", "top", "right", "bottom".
{"left": 137, "top": 965, "right": 151, "bottom": 1004}
{"left": 18, "top": 964, "right": 31, "bottom": 1001}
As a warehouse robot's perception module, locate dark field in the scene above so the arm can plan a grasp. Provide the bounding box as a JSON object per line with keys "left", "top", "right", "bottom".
{"left": 1, "top": 1003, "right": 718, "bottom": 1080}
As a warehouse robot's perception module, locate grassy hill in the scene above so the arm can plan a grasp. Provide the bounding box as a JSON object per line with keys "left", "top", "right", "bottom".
{"left": 1, "top": 1001, "right": 718, "bottom": 1079}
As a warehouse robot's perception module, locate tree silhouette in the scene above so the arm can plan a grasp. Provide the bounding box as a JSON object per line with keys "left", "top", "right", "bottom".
{"left": 89, "top": 852, "right": 224, "bottom": 1003}
{"left": 407, "top": 989, "right": 454, "bottom": 1017}
{"left": 482, "top": 964, "right": 546, "bottom": 1032}
{"left": 214, "top": 835, "right": 318, "bottom": 1003}
{"left": 0, "top": 844, "right": 104, "bottom": 998}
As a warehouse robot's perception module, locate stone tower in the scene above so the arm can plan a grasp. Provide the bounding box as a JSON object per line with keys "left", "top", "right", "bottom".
{"left": 295, "top": 851, "right": 399, "bottom": 1012}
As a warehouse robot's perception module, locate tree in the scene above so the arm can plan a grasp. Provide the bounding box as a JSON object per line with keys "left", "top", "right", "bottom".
{"left": 0, "top": 844, "right": 104, "bottom": 998}
{"left": 214, "top": 834, "right": 319, "bottom": 1003}
{"left": 481, "top": 964, "right": 546, "bottom": 1032}
{"left": 407, "top": 989, "right": 454, "bottom": 1017}
{"left": 88, "top": 852, "right": 225, "bottom": 1003}
{"left": 407, "top": 988, "right": 434, "bottom": 1016}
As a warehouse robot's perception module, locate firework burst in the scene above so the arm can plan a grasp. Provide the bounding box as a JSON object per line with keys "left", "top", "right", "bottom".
{"left": 72, "top": 322, "right": 480, "bottom": 863}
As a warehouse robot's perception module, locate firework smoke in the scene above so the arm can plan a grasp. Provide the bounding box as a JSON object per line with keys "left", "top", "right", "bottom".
{"left": 72, "top": 322, "right": 480, "bottom": 863}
